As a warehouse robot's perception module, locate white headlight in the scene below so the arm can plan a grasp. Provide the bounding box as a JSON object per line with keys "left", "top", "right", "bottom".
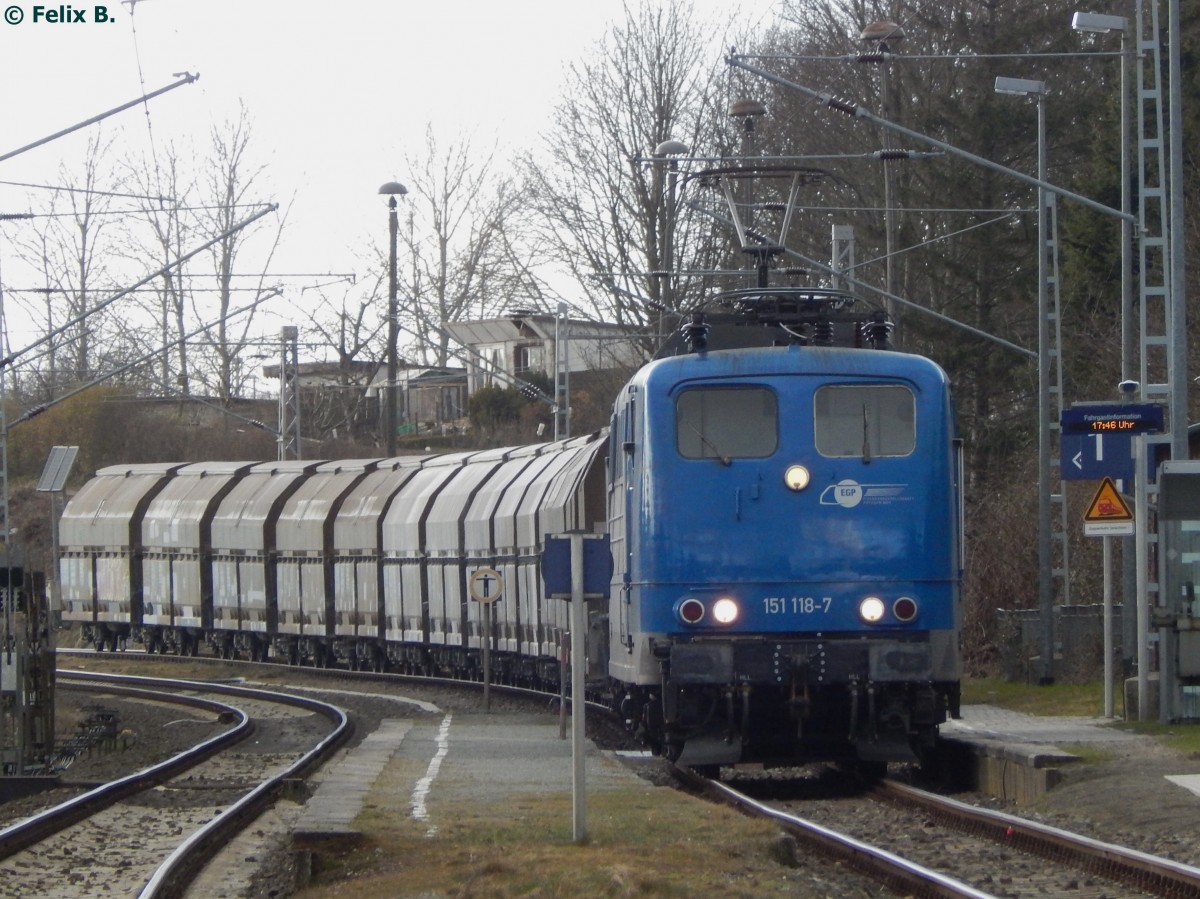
{"left": 784, "top": 465, "right": 811, "bottom": 491}
{"left": 712, "top": 597, "right": 739, "bottom": 624}
{"left": 859, "top": 596, "right": 886, "bottom": 623}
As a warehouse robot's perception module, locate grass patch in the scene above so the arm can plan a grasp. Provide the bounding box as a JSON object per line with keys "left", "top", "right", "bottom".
{"left": 297, "top": 783, "right": 824, "bottom": 898}
{"left": 962, "top": 677, "right": 1110, "bottom": 717}
{"left": 1109, "top": 720, "right": 1200, "bottom": 757}
{"left": 963, "top": 676, "right": 1200, "bottom": 758}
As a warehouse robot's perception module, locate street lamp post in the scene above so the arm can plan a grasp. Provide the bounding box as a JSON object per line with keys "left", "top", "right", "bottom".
{"left": 652, "top": 139, "right": 689, "bottom": 313}
{"left": 995, "top": 76, "right": 1054, "bottom": 684}
{"left": 1071, "top": 10, "right": 1131, "bottom": 719}
{"left": 859, "top": 21, "right": 906, "bottom": 323}
{"left": 1071, "top": 13, "right": 1131, "bottom": 383}
{"left": 378, "top": 181, "right": 408, "bottom": 456}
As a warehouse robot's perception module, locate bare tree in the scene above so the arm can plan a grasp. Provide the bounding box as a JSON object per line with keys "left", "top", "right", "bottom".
{"left": 522, "top": 1, "right": 730, "bottom": 332}
{"left": 189, "top": 103, "right": 286, "bottom": 404}
{"left": 298, "top": 279, "right": 384, "bottom": 439}
{"left": 125, "top": 142, "right": 197, "bottom": 396}
{"left": 397, "top": 126, "right": 539, "bottom": 366}
{"left": 12, "top": 133, "right": 126, "bottom": 398}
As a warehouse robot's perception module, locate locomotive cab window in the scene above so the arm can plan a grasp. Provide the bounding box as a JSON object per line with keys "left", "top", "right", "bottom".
{"left": 814, "top": 384, "right": 915, "bottom": 459}
{"left": 676, "top": 387, "right": 778, "bottom": 461}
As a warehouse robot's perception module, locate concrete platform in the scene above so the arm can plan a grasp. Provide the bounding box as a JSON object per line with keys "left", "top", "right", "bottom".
{"left": 293, "top": 718, "right": 413, "bottom": 849}
{"left": 940, "top": 704, "right": 1145, "bottom": 803}
{"left": 292, "top": 707, "right": 647, "bottom": 874}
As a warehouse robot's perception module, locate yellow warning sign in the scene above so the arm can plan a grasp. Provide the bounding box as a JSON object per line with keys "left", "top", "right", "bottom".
{"left": 1084, "top": 477, "right": 1133, "bottom": 522}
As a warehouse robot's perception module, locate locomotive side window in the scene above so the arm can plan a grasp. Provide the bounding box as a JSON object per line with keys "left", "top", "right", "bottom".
{"left": 676, "top": 387, "right": 778, "bottom": 460}
{"left": 814, "top": 384, "right": 915, "bottom": 458}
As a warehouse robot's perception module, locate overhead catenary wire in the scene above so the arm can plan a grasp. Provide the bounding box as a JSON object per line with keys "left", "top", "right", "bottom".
{"left": 10, "top": 293, "right": 276, "bottom": 426}
{"left": 0, "top": 203, "right": 278, "bottom": 370}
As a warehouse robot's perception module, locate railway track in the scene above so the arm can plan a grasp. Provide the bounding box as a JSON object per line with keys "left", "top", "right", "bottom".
{"left": 0, "top": 671, "right": 350, "bottom": 899}
{"left": 683, "top": 768, "right": 1200, "bottom": 898}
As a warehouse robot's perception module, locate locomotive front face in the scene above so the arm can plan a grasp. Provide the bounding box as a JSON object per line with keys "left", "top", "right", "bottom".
{"left": 627, "top": 348, "right": 956, "bottom": 637}
{"left": 609, "top": 345, "right": 961, "bottom": 768}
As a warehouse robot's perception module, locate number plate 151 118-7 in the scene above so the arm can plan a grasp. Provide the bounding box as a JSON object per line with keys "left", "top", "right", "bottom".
{"left": 762, "top": 597, "right": 832, "bottom": 615}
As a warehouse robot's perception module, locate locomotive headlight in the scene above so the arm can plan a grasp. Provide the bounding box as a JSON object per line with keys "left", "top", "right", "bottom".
{"left": 784, "top": 464, "right": 811, "bottom": 491}
{"left": 859, "top": 596, "right": 886, "bottom": 623}
{"left": 712, "top": 597, "right": 740, "bottom": 625}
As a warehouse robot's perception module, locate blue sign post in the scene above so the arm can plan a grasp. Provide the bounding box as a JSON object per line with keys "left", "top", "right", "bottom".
{"left": 1060, "top": 432, "right": 1134, "bottom": 481}
{"left": 1060, "top": 402, "right": 1164, "bottom": 722}
{"left": 541, "top": 531, "right": 612, "bottom": 846}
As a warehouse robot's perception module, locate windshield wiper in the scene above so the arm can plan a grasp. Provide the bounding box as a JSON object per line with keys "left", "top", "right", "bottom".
{"left": 687, "top": 421, "right": 731, "bottom": 466}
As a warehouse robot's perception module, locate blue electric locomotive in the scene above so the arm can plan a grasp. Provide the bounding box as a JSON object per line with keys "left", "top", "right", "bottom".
{"left": 608, "top": 296, "right": 962, "bottom": 770}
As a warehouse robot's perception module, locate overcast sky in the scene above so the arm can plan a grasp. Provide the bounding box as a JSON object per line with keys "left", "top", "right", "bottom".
{"left": 0, "top": 0, "right": 772, "bottom": 352}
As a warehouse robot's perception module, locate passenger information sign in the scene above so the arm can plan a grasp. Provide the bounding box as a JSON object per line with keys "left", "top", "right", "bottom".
{"left": 1060, "top": 403, "right": 1164, "bottom": 435}
{"left": 1060, "top": 432, "right": 1134, "bottom": 481}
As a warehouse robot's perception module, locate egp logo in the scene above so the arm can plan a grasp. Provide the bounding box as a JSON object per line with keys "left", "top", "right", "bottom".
{"left": 820, "top": 479, "right": 863, "bottom": 508}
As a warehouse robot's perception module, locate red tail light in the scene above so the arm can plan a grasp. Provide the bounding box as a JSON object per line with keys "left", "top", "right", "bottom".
{"left": 893, "top": 596, "right": 918, "bottom": 622}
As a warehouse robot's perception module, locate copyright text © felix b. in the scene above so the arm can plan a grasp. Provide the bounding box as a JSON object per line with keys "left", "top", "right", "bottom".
{"left": 4, "top": 5, "right": 117, "bottom": 25}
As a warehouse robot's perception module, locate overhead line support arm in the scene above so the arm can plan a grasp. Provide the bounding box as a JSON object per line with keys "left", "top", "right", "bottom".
{"left": 726, "top": 53, "right": 1135, "bottom": 225}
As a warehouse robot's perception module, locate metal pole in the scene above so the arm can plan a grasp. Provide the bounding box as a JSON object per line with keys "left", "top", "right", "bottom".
{"left": 0, "top": 72, "right": 199, "bottom": 163}
{"left": 277, "top": 325, "right": 300, "bottom": 461}
{"left": 1036, "top": 91, "right": 1054, "bottom": 684}
{"left": 558, "top": 632, "right": 568, "bottom": 740}
{"left": 483, "top": 603, "right": 491, "bottom": 713}
{"left": 880, "top": 62, "right": 899, "bottom": 325}
{"left": 1119, "top": 28, "right": 1133, "bottom": 385}
{"left": 554, "top": 304, "right": 570, "bottom": 442}
{"left": 570, "top": 531, "right": 586, "bottom": 844}
{"left": 1162, "top": 0, "right": 1188, "bottom": 723}
{"left": 1119, "top": 26, "right": 1138, "bottom": 681}
{"left": 1103, "top": 535, "right": 1114, "bottom": 717}
{"left": 665, "top": 160, "right": 678, "bottom": 312}
{"left": 386, "top": 197, "right": 399, "bottom": 457}
{"left": 1135, "top": 435, "right": 1150, "bottom": 720}
{"left": 1166, "top": 0, "right": 1187, "bottom": 463}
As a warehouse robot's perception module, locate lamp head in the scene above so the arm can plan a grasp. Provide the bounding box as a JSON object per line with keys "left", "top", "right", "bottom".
{"left": 1071, "top": 12, "right": 1127, "bottom": 33}
{"left": 727, "top": 98, "right": 767, "bottom": 119}
{"left": 859, "top": 20, "right": 905, "bottom": 43}
{"left": 994, "top": 76, "right": 1046, "bottom": 96}
{"left": 653, "top": 139, "right": 690, "bottom": 158}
